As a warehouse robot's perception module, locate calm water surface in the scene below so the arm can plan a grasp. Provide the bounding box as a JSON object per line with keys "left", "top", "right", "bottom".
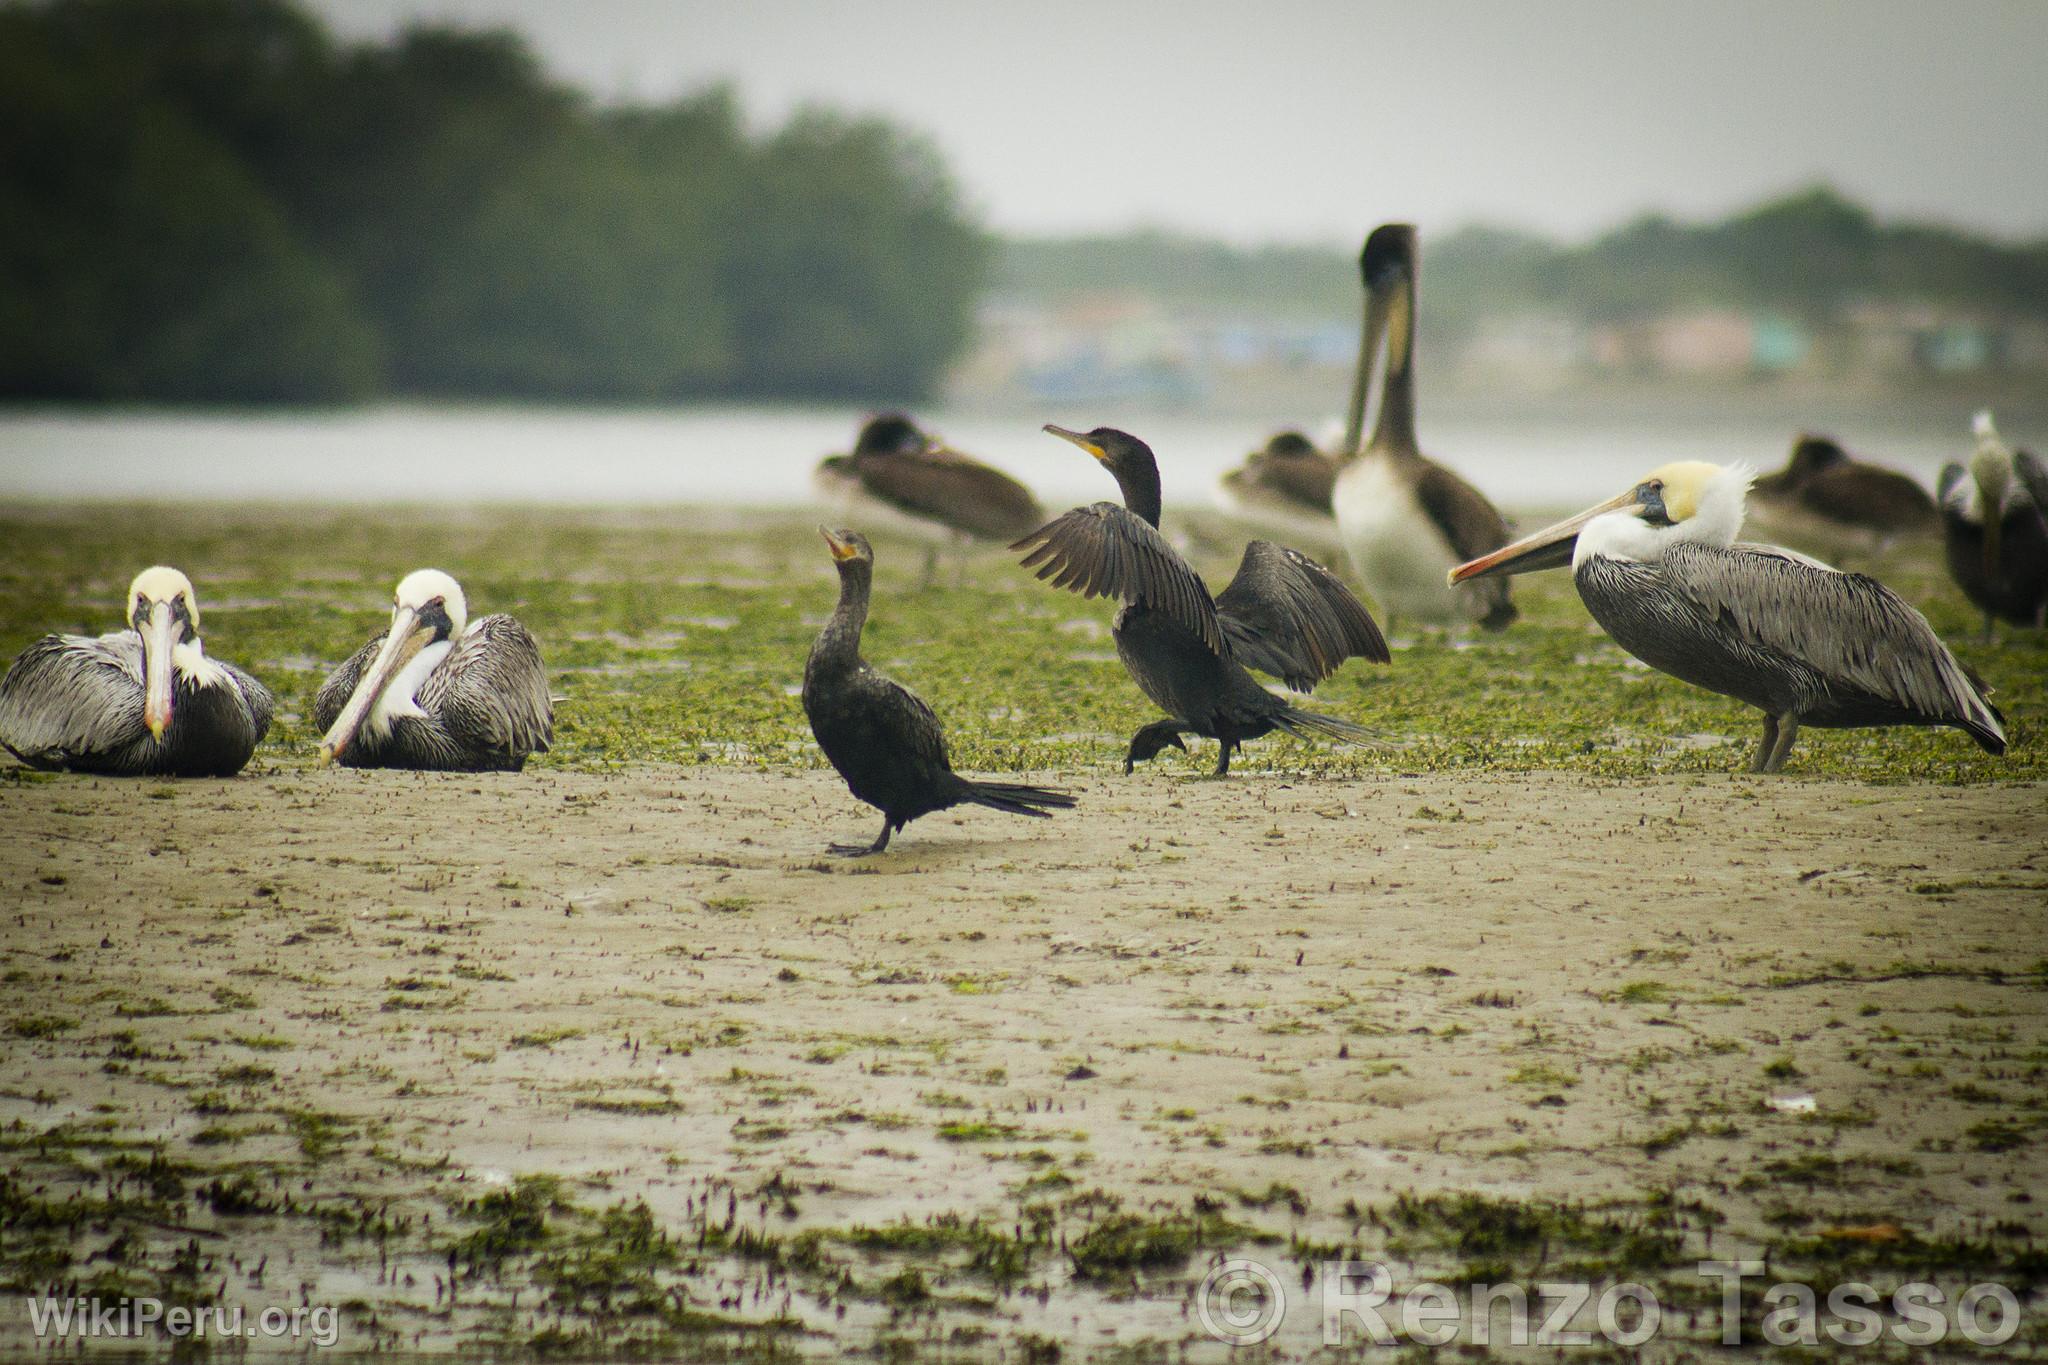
{"left": 0, "top": 401, "right": 1994, "bottom": 513}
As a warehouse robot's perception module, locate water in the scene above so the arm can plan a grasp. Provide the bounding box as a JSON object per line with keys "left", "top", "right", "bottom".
{"left": 0, "top": 399, "right": 1995, "bottom": 513}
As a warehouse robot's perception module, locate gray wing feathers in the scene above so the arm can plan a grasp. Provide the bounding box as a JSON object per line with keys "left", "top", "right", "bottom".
{"left": 221, "top": 662, "right": 276, "bottom": 743}
{"left": 1215, "top": 541, "right": 1390, "bottom": 691}
{"left": 1013, "top": 503, "right": 1225, "bottom": 655}
{"left": 0, "top": 633, "right": 143, "bottom": 760}
{"left": 421, "top": 616, "right": 553, "bottom": 758}
{"left": 1668, "top": 542, "right": 1996, "bottom": 729}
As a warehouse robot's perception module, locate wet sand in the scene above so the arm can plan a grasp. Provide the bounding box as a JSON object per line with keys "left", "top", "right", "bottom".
{"left": 2, "top": 764, "right": 2043, "bottom": 1357}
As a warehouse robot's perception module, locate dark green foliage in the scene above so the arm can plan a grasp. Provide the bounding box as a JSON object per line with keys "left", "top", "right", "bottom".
{"left": 0, "top": 0, "right": 988, "bottom": 404}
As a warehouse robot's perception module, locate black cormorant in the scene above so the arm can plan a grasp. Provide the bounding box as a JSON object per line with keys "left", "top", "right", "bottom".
{"left": 1017, "top": 425, "right": 1388, "bottom": 775}
{"left": 1330, "top": 224, "right": 1516, "bottom": 631}
{"left": 804, "top": 527, "right": 1076, "bottom": 855}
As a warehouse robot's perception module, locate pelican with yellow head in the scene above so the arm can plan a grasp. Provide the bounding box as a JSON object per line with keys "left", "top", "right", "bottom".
{"left": 313, "top": 569, "right": 552, "bottom": 772}
{"left": 1450, "top": 461, "right": 2005, "bottom": 772}
{"left": 0, "top": 566, "right": 273, "bottom": 776}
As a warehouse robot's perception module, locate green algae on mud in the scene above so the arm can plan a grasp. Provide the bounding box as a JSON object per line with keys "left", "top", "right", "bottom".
{"left": 0, "top": 502, "right": 2038, "bottom": 783}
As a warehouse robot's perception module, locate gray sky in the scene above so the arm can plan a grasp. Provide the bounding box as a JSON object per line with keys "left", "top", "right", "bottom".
{"left": 308, "top": 0, "right": 2048, "bottom": 245}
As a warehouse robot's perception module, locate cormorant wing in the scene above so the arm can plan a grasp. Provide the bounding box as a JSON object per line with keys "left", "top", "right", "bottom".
{"left": 1665, "top": 541, "right": 1990, "bottom": 724}
{"left": 418, "top": 615, "right": 553, "bottom": 758}
{"left": 0, "top": 632, "right": 143, "bottom": 764}
{"left": 855, "top": 449, "right": 1045, "bottom": 541}
{"left": 1214, "top": 541, "right": 1389, "bottom": 691}
{"left": 1013, "top": 502, "right": 1224, "bottom": 656}
{"left": 312, "top": 632, "right": 385, "bottom": 734}
{"left": 1413, "top": 460, "right": 1511, "bottom": 558}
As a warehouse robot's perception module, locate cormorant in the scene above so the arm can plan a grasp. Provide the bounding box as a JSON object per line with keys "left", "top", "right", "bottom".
{"left": 804, "top": 527, "right": 1076, "bottom": 855}
{"left": 1938, "top": 412, "right": 2048, "bottom": 634}
{"left": 316, "top": 569, "right": 552, "bottom": 771}
{"left": 1451, "top": 462, "right": 2004, "bottom": 772}
{"left": 815, "top": 414, "right": 1044, "bottom": 582}
{"left": 1017, "top": 425, "right": 1387, "bottom": 775}
{"left": 1331, "top": 224, "right": 1516, "bottom": 631}
{"left": 0, "top": 566, "right": 272, "bottom": 776}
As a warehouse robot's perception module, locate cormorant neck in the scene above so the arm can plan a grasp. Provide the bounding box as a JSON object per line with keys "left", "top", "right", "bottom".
{"left": 815, "top": 562, "right": 872, "bottom": 667}
{"left": 1369, "top": 270, "right": 1418, "bottom": 453}
{"left": 1114, "top": 458, "right": 1164, "bottom": 528}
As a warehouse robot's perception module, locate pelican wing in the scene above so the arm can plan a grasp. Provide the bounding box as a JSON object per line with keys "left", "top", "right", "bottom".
{"left": 418, "top": 615, "right": 552, "bottom": 759}
{"left": 1214, "top": 541, "right": 1389, "bottom": 691}
{"left": 1413, "top": 460, "right": 1511, "bottom": 559}
{"left": 220, "top": 662, "right": 276, "bottom": 743}
{"left": 1666, "top": 541, "right": 1996, "bottom": 730}
{"left": 1012, "top": 502, "right": 1224, "bottom": 655}
{"left": 852, "top": 449, "right": 1044, "bottom": 540}
{"left": 2017, "top": 449, "right": 2048, "bottom": 517}
{"left": 0, "top": 632, "right": 144, "bottom": 764}
{"left": 312, "top": 632, "right": 386, "bottom": 734}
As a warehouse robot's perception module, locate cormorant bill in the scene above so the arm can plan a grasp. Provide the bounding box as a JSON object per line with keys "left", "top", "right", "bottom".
{"left": 814, "top": 413, "right": 1045, "bottom": 582}
{"left": 315, "top": 569, "right": 552, "bottom": 771}
{"left": 1451, "top": 462, "right": 2004, "bottom": 773}
{"left": 1748, "top": 433, "right": 1937, "bottom": 556}
{"left": 1017, "top": 425, "right": 1388, "bottom": 776}
{"left": 1937, "top": 412, "right": 2048, "bottom": 635}
{"left": 804, "top": 527, "right": 1076, "bottom": 855}
{"left": 1213, "top": 429, "right": 1342, "bottom": 553}
{"left": 0, "top": 566, "right": 273, "bottom": 777}
{"left": 1330, "top": 224, "right": 1517, "bottom": 631}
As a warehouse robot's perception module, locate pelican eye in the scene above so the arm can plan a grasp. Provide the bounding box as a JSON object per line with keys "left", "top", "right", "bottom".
{"left": 1635, "top": 480, "right": 1673, "bottom": 527}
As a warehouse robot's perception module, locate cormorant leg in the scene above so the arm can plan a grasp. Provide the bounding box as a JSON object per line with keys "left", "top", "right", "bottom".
{"left": 1749, "top": 714, "right": 1779, "bottom": 773}
{"left": 1124, "top": 720, "right": 1191, "bottom": 774}
{"left": 1212, "top": 736, "right": 1236, "bottom": 777}
{"left": 829, "top": 817, "right": 893, "bottom": 857}
{"left": 1762, "top": 714, "right": 1801, "bottom": 773}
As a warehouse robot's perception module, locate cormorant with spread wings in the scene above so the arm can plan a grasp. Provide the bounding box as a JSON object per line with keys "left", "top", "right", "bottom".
{"left": 1016, "top": 425, "right": 1389, "bottom": 775}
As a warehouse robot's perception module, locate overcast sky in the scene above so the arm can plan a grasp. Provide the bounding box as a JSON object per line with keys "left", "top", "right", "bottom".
{"left": 307, "top": 0, "right": 2048, "bottom": 246}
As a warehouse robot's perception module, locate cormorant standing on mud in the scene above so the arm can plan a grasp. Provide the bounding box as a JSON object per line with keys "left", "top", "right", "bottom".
{"left": 1018, "top": 426, "right": 1388, "bottom": 775}
{"left": 804, "top": 527, "right": 1076, "bottom": 855}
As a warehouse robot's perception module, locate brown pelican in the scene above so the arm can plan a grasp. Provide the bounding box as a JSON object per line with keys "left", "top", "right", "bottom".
{"left": 1331, "top": 224, "right": 1516, "bottom": 631}
{"left": 814, "top": 414, "right": 1044, "bottom": 581}
{"left": 1213, "top": 430, "right": 1341, "bottom": 554}
{"left": 1017, "top": 425, "right": 1387, "bottom": 775}
{"left": 0, "top": 567, "right": 272, "bottom": 777}
{"left": 315, "top": 569, "right": 551, "bottom": 771}
{"left": 805, "top": 527, "right": 1076, "bottom": 855}
{"left": 1938, "top": 412, "right": 2048, "bottom": 634}
{"left": 1749, "top": 433, "right": 1937, "bottom": 557}
{"left": 1450, "top": 462, "right": 2004, "bottom": 772}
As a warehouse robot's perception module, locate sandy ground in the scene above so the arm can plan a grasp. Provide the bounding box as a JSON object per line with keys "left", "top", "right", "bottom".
{"left": 2, "top": 764, "right": 2045, "bottom": 1358}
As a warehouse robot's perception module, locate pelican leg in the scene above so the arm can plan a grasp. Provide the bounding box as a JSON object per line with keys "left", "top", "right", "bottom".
{"left": 1124, "top": 720, "right": 1190, "bottom": 774}
{"left": 829, "top": 817, "right": 893, "bottom": 857}
{"left": 1749, "top": 714, "right": 1780, "bottom": 773}
{"left": 1760, "top": 713, "right": 1801, "bottom": 774}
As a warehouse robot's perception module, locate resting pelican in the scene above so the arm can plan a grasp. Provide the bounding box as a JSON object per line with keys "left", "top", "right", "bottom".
{"left": 1213, "top": 430, "right": 1341, "bottom": 554}
{"left": 1938, "top": 412, "right": 2048, "bottom": 634}
{"left": 1749, "top": 433, "right": 1936, "bottom": 558}
{"left": 1450, "top": 462, "right": 2004, "bottom": 772}
{"left": 1017, "top": 425, "right": 1387, "bottom": 775}
{"left": 314, "top": 569, "right": 551, "bottom": 771}
{"left": 815, "top": 413, "right": 1044, "bottom": 582}
{"left": 0, "top": 566, "right": 272, "bottom": 776}
{"left": 1331, "top": 224, "right": 1515, "bottom": 631}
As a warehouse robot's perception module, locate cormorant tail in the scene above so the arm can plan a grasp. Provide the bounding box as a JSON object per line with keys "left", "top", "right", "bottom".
{"left": 1270, "top": 704, "right": 1376, "bottom": 747}
{"left": 960, "top": 780, "right": 1079, "bottom": 818}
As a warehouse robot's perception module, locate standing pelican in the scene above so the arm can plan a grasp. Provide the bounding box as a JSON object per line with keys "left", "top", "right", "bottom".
{"left": 1938, "top": 412, "right": 2048, "bottom": 633}
{"left": 1331, "top": 224, "right": 1515, "bottom": 631}
{"left": 814, "top": 414, "right": 1044, "bottom": 582}
{"left": 0, "top": 567, "right": 272, "bottom": 776}
{"left": 314, "top": 570, "right": 551, "bottom": 771}
{"left": 1213, "top": 430, "right": 1341, "bottom": 554}
{"left": 1748, "top": 433, "right": 1936, "bottom": 558}
{"left": 1450, "top": 462, "right": 2004, "bottom": 772}
{"left": 805, "top": 527, "right": 1075, "bottom": 855}
{"left": 1018, "top": 425, "right": 1387, "bottom": 775}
